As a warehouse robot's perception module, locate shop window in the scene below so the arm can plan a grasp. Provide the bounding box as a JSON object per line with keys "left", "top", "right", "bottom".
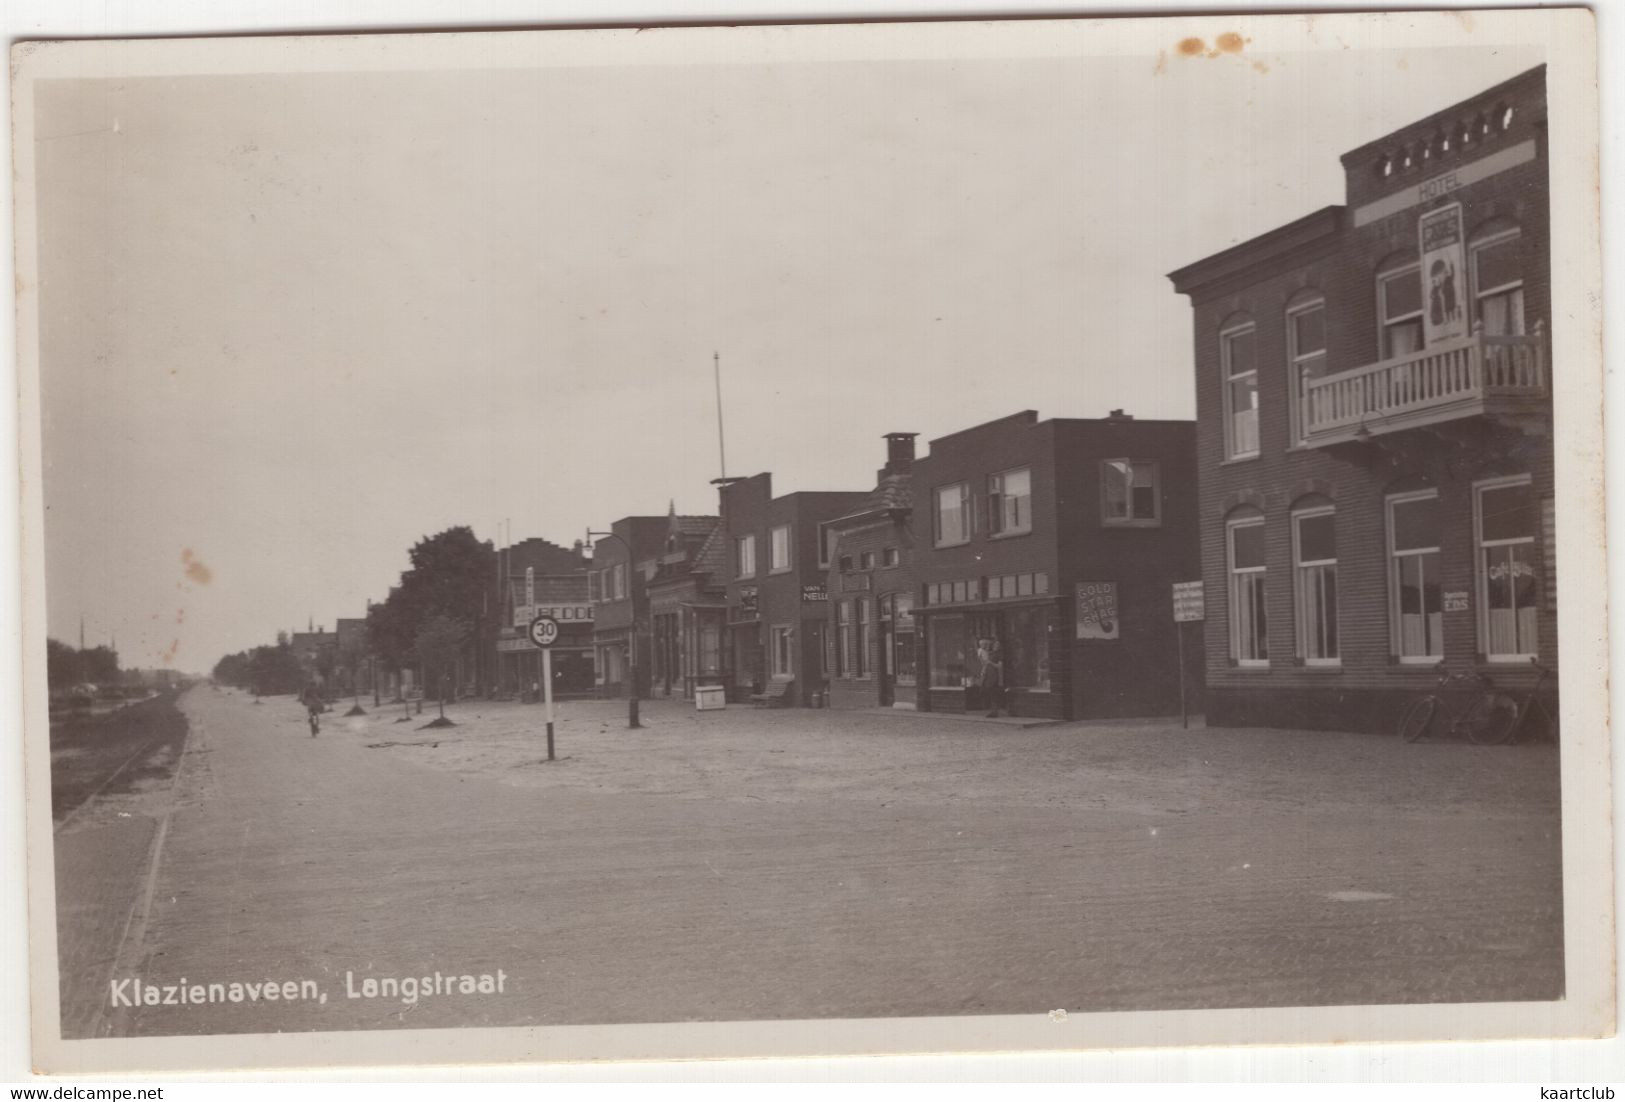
{"left": 1004, "top": 605, "right": 1051, "bottom": 689}
{"left": 892, "top": 595, "right": 917, "bottom": 685}
{"left": 736, "top": 535, "right": 756, "bottom": 579}
{"left": 1286, "top": 295, "right": 1327, "bottom": 444}
{"left": 1292, "top": 506, "right": 1339, "bottom": 664}
{"left": 988, "top": 468, "right": 1032, "bottom": 536}
{"left": 835, "top": 601, "right": 852, "bottom": 676}
{"left": 934, "top": 482, "right": 971, "bottom": 546}
{"left": 1101, "top": 460, "right": 1161, "bottom": 525}
{"left": 1476, "top": 476, "right": 1538, "bottom": 660}
{"left": 928, "top": 615, "right": 968, "bottom": 688}
{"left": 1388, "top": 490, "right": 1443, "bottom": 662}
{"left": 1227, "top": 511, "right": 1268, "bottom": 665}
{"left": 769, "top": 525, "right": 791, "bottom": 573}
{"left": 1221, "top": 321, "right": 1259, "bottom": 459}
{"left": 1378, "top": 262, "right": 1424, "bottom": 359}
{"left": 769, "top": 624, "right": 793, "bottom": 679}
{"left": 1471, "top": 228, "right": 1524, "bottom": 336}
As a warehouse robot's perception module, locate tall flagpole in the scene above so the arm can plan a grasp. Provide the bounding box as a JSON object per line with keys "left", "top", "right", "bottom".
{"left": 713, "top": 351, "right": 727, "bottom": 480}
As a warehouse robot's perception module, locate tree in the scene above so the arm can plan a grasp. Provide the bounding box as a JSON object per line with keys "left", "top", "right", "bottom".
{"left": 368, "top": 527, "right": 495, "bottom": 696}
{"left": 46, "top": 639, "right": 80, "bottom": 690}
{"left": 414, "top": 615, "right": 468, "bottom": 725}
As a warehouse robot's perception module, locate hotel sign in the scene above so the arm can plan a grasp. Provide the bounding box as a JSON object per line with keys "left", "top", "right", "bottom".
{"left": 1352, "top": 139, "right": 1536, "bottom": 228}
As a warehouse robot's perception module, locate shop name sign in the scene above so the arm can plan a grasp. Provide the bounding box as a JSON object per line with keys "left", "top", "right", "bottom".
{"left": 802, "top": 584, "right": 829, "bottom": 603}
{"left": 1075, "top": 582, "right": 1119, "bottom": 641}
{"left": 512, "top": 604, "right": 594, "bottom": 627}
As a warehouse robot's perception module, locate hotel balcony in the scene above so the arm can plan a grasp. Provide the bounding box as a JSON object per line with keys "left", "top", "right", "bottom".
{"left": 1299, "top": 326, "right": 1548, "bottom": 449}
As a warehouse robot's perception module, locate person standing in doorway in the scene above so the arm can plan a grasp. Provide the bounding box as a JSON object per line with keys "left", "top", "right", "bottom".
{"left": 977, "top": 638, "right": 1005, "bottom": 718}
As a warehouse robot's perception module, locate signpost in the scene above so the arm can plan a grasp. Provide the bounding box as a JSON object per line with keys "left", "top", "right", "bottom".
{"left": 1172, "top": 581, "right": 1205, "bottom": 730}
{"left": 528, "top": 614, "right": 560, "bottom": 761}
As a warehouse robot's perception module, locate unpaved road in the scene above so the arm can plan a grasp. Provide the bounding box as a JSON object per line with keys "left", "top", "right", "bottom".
{"left": 56, "top": 688, "right": 1562, "bottom": 1038}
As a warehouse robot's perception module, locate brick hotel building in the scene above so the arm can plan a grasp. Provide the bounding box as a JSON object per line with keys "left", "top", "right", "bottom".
{"left": 1168, "top": 67, "right": 1556, "bottom": 732}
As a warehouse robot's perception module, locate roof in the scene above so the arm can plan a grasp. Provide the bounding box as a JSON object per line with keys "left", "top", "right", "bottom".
{"left": 670, "top": 515, "right": 718, "bottom": 538}
{"left": 691, "top": 519, "right": 728, "bottom": 580}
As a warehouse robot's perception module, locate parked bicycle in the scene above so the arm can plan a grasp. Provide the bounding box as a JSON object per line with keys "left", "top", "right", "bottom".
{"left": 1399, "top": 660, "right": 1557, "bottom": 745}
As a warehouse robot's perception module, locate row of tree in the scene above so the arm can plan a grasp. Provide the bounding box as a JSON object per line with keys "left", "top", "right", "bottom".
{"left": 46, "top": 640, "right": 120, "bottom": 691}
{"left": 209, "top": 525, "right": 495, "bottom": 703}
{"left": 212, "top": 637, "right": 307, "bottom": 696}
{"left": 365, "top": 526, "right": 494, "bottom": 702}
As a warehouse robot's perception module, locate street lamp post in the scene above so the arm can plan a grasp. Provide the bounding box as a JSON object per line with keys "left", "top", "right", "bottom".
{"left": 587, "top": 529, "right": 642, "bottom": 729}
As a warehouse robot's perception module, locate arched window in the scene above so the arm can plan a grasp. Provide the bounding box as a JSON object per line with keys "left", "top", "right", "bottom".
{"left": 1220, "top": 315, "right": 1259, "bottom": 460}
{"left": 1469, "top": 220, "right": 1524, "bottom": 336}
{"left": 1290, "top": 496, "right": 1338, "bottom": 664}
{"left": 1376, "top": 253, "right": 1423, "bottom": 359}
{"left": 1285, "top": 290, "right": 1326, "bottom": 445}
{"left": 1225, "top": 506, "right": 1268, "bottom": 665}
{"left": 1387, "top": 487, "right": 1443, "bottom": 662}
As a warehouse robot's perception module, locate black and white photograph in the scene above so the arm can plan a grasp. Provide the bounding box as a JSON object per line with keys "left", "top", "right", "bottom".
{"left": 11, "top": 8, "right": 1611, "bottom": 1075}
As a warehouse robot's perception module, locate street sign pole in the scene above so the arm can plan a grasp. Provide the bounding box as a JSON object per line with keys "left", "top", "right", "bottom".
{"left": 1177, "top": 621, "right": 1187, "bottom": 730}
{"left": 543, "top": 646, "right": 556, "bottom": 761}
{"left": 529, "top": 614, "right": 561, "bottom": 762}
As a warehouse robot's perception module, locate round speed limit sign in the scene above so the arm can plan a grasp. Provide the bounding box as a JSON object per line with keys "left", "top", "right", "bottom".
{"left": 528, "top": 615, "right": 560, "bottom": 648}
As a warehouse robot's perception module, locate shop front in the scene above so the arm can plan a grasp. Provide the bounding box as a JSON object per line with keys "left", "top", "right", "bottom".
{"left": 920, "top": 581, "right": 1060, "bottom": 718}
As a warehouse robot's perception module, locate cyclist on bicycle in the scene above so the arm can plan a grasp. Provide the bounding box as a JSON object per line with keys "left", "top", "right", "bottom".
{"left": 301, "top": 680, "right": 323, "bottom": 737}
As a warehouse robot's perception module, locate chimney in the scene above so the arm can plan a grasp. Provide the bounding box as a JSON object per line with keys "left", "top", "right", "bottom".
{"left": 1107, "top": 409, "right": 1133, "bottom": 421}
{"left": 882, "top": 432, "right": 918, "bottom": 476}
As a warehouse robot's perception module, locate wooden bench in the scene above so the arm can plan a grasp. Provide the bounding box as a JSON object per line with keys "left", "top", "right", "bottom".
{"left": 749, "top": 680, "right": 795, "bottom": 708}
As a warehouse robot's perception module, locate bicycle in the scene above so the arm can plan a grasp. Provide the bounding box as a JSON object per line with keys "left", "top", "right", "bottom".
{"left": 1398, "top": 669, "right": 1496, "bottom": 743}
{"left": 1453, "top": 659, "right": 1558, "bottom": 746}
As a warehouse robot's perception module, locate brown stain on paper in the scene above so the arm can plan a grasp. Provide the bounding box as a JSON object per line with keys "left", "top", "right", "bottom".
{"left": 181, "top": 548, "right": 213, "bottom": 585}
{"left": 1173, "top": 32, "right": 1261, "bottom": 68}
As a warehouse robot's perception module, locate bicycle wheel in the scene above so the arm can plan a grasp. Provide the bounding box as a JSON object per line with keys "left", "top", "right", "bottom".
{"left": 1456, "top": 692, "right": 1520, "bottom": 745}
{"left": 1398, "top": 696, "right": 1438, "bottom": 742}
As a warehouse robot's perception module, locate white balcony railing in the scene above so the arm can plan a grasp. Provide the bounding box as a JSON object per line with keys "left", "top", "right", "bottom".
{"left": 1301, "top": 326, "right": 1547, "bottom": 446}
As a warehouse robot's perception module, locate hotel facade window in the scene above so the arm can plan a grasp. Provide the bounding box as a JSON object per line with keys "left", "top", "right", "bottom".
{"left": 933, "top": 482, "right": 971, "bottom": 546}
{"left": 987, "top": 468, "right": 1032, "bottom": 536}
{"left": 1286, "top": 294, "right": 1327, "bottom": 444}
{"left": 882, "top": 547, "right": 899, "bottom": 567}
{"left": 1101, "top": 460, "right": 1161, "bottom": 525}
{"left": 1378, "top": 260, "right": 1424, "bottom": 358}
{"left": 1221, "top": 320, "right": 1259, "bottom": 459}
{"left": 1471, "top": 225, "right": 1524, "bottom": 336}
{"left": 1476, "top": 475, "right": 1538, "bottom": 660}
{"left": 1227, "top": 511, "right": 1268, "bottom": 664}
{"left": 1388, "top": 490, "right": 1443, "bottom": 661}
{"left": 769, "top": 524, "right": 791, "bottom": 573}
{"left": 1292, "top": 504, "right": 1339, "bottom": 664}
{"left": 736, "top": 535, "right": 756, "bottom": 579}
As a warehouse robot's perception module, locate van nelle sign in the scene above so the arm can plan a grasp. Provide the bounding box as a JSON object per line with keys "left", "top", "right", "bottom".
{"left": 512, "top": 605, "right": 593, "bottom": 627}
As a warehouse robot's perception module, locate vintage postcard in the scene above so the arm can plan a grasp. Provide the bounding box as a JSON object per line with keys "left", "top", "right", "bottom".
{"left": 13, "top": 9, "right": 1610, "bottom": 1075}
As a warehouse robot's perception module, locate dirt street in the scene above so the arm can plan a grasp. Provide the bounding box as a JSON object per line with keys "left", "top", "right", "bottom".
{"left": 56, "top": 687, "right": 1562, "bottom": 1038}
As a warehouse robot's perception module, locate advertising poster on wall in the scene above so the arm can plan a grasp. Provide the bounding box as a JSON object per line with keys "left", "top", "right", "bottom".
{"left": 1419, "top": 201, "right": 1468, "bottom": 346}
{"left": 1075, "top": 581, "right": 1120, "bottom": 640}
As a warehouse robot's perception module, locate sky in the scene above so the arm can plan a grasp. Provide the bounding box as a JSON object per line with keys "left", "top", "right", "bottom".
{"left": 29, "top": 28, "right": 1546, "bottom": 671}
